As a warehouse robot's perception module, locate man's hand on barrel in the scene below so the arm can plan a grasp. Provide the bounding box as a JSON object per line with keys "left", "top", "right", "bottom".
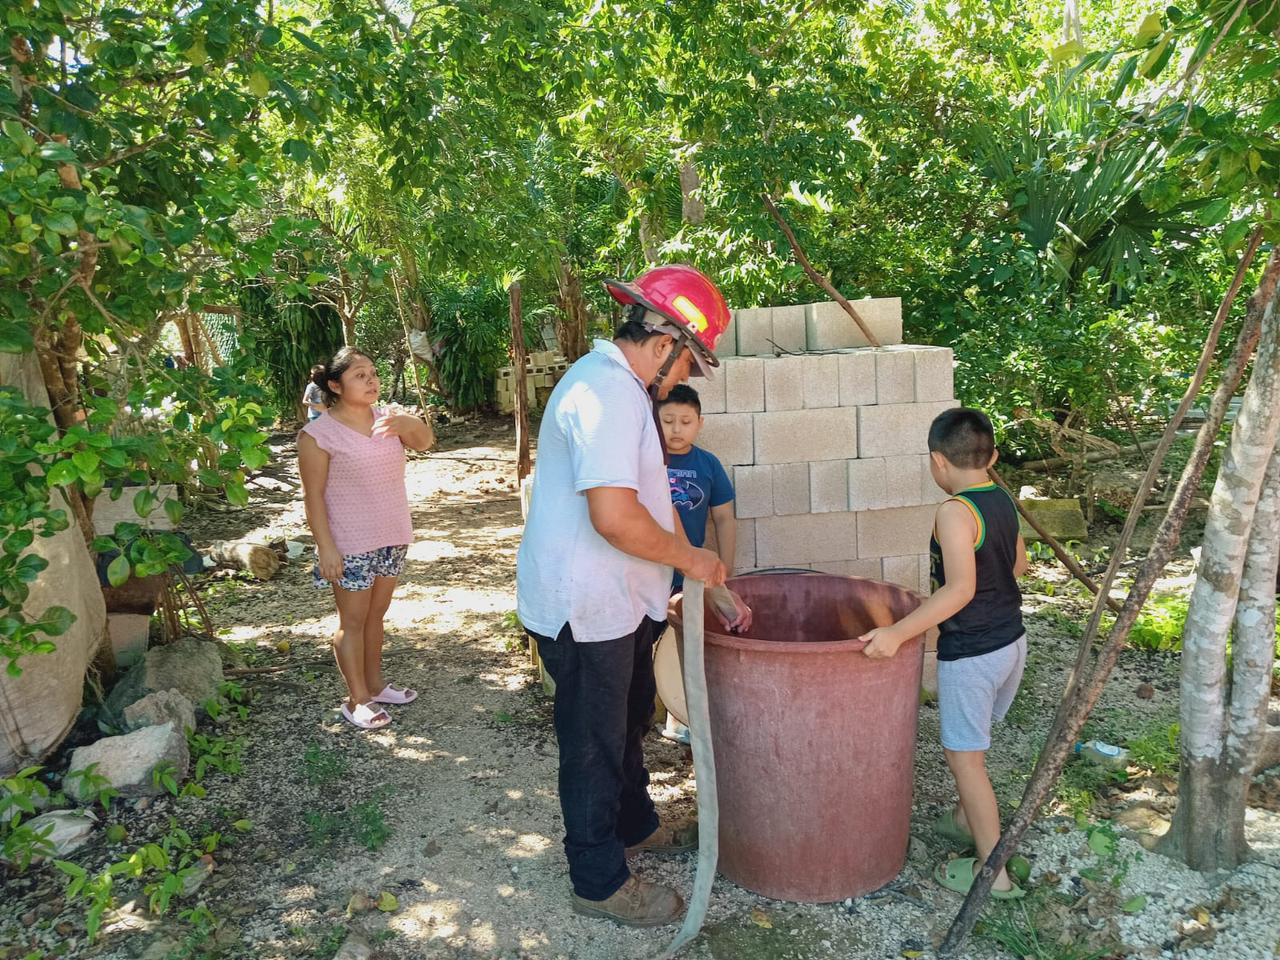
{"left": 858, "top": 624, "right": 906, "bottom": 659}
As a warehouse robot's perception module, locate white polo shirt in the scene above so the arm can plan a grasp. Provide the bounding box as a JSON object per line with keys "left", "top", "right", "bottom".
{"left": 516, "top": 339, "right": 674, "bottom": 642}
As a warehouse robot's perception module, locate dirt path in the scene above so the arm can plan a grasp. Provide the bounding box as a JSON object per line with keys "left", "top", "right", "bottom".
{"left": 7, "top": 420, "right": 1279, "bottom": 960}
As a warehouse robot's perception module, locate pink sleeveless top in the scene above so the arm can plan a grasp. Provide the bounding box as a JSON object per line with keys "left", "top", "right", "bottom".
{"left": 300, "top": 407, "right": 413, "bottom": 555}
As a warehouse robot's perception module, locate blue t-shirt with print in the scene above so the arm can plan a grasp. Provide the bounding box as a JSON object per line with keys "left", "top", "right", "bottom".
{"left": 668, "top": 445, "right": 735, "bottom": 591}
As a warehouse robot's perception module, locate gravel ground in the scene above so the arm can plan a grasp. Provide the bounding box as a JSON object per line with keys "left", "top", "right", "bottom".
{"left": 3, "top": 419, "right": 1278, "bottom": 960}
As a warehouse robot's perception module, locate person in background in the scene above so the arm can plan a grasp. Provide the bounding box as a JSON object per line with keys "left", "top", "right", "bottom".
{"left": 303, "top": 364, "right": 327, "bottom": 421}
{"left": 298, "top": 347, "right": 435, "bottom": 730}
{"left": 857, "top": 407, "right": 1029, "bottom": 900}
{"left": 657, "top": 382, "right": 739, "bottom": 744}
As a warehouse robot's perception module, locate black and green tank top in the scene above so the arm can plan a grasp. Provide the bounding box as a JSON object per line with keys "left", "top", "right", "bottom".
{"left": 929, "top": 482, "right": 1024, "bottom": 661}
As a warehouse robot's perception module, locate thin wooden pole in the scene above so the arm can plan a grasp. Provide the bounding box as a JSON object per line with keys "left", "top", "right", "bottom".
{"left": 193, "top": 313, "right": 224, "bottom": 367}
{"left": 509, "top": 282, "right": 532, "bottom": 481}
{"left": 988, "top": 467, "right": 1122, "bottom": 614}
{"left": 175, "top": 313, "right": 198, "bottom": 366}
{"left": 392, "top": 273, "right": 431, "bottom": 414}
{"left": 762, "top": 193, "right": 880, "bottom": 347}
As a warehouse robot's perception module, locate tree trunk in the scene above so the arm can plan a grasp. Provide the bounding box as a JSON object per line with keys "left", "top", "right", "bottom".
{"left": 614, "top": 169, "right": 663, "bottom": 263}
{"left": 680, "top": 162, "right": 705, "bottom": 224}
{"left": 1160, "top": 272, "right": 1280, "bottom": 870}
{"left": 554, "top": 260, "right": 592, "bottom": 362}
{"left": 175, "top": 313, "right": 198, "bottom": 366}
{"left": 509, "top": 282, "right": 532, "bottom": 481}
{"left": 1161, "top": 440, "right": 1280, "bottom": 869}
{"left": 940, "top": 238, "right": 1276, "bottom": 951}
{"left": 391, "top": 273, "right": 431, "bottom": 412}
{"left": 1255, "top": 722, "right": 1280, "bottom": 774}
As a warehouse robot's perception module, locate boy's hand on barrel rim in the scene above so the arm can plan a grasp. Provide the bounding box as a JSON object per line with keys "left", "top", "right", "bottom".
{"left": 859, "top": 625, "right": 905, "bottom": 659}
{"left": 708, "top": 585, "right": 752, "bottom": 634}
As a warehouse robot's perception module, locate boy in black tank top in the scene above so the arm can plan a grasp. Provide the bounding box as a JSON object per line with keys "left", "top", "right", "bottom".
{"left": 858, "top": 408, "right": 1029, "bottom": 899}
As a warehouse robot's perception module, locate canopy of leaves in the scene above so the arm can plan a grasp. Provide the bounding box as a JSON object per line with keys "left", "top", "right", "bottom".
{"left": 1, "top": 0, "right": 1277, "bottom": 673}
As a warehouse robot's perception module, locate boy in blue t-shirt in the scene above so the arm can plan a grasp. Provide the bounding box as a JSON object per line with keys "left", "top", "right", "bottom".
{"left": 657, "top": 384, "right": 737, "bottom": 744}
{"left": 658, "top": 385, "right": 737, "bottom": 592}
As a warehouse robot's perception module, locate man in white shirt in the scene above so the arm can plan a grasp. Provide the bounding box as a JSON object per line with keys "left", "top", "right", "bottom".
{"left": 517, "top": 264, "right": 734, "bottom": 927}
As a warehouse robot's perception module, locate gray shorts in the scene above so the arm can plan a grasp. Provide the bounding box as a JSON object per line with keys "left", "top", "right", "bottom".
{"left": 937, "top": 635, "right": 1027, "bottom": 752}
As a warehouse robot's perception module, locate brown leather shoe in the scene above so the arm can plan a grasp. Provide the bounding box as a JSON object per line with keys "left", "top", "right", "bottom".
{"left": 625, "top": 819, "right": 698, "bottom": 856}
{"left": 571, "top": 876, "right": 684, "bottom": 927}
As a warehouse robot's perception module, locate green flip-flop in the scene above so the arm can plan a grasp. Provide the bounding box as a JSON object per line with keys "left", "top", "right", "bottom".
{"left": 933, "top": 857, "right": 1025, "bottom": 900}
{"left": 933, "top": 809, "right": 975, "bottom": 849}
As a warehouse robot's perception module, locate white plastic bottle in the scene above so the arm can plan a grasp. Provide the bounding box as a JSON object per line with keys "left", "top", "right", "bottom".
{"left": 1075, "top": 740, "right": 1129, "bottom": 769}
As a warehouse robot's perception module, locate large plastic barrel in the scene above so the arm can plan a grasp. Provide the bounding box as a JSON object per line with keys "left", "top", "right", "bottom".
{"left": 669, "top": 572, "right": 924, "bottom": 902}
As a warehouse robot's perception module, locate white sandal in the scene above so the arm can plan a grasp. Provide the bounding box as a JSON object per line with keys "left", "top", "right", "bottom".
{"left": 340, "top": 701, "right": 392, "bottom": 729}
{"left": 371, "top": 684, "right": 418, "bottom": 705}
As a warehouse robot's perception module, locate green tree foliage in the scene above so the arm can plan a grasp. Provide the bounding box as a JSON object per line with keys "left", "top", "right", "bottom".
{"left": 0, "top": 0, "right": 426, "bottom": 671}
{"left": 3, "top": 0, "right": 1278, "bottom": 673}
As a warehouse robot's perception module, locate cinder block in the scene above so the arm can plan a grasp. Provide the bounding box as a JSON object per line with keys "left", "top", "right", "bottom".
{"left": 771, "top": 462, "right": 810, "bottom": 516}
{"left": 806, "top": 300, "right": 858, "bottom": 351}
{"left": 919, "top": 454, "right": 947, "bottom": 504}
{"left": 698, "top": 413, "right": 755, "bottom": 466}
{"left": 922, "top": 649, "right": 938, "bottom": 696}
{"left": 884, "top": 455, "right": 924, "bottom": 508}
{"left": 857, "top": 504, "right": 938, "bottom": 559}
{"left": 847, "top": 457, "right": 889, "bottom": 512}
{"left": 714, "top": 320, "right": 737, "bottom": 360}
{"left": 882, "top": 555, "right": 922, "bottom": 594}
{"left": 857, "top": 401, "right": 952, "bottom": 458}
{"left": 735, "top": 308, "right": 773, "bottom": 357}
{"left": 805, "top": 298, "right": 903, "bottom": 351}
{"left": 699, "top": 366, "right": 728, "bottom": 415}
{"left": 754, "top": 408, "right": 858, "bottom": 465}
{"left": 803, "top": 354, "right": 840, "bottom": 409}
{"left": 93, "top": 484, "right": 178, "bottom": 535}
{"left": 756, "top": 512, "right": 858, "bottom": 565}
{"left": 735, "top": 518, "right": 756, "bottom": 572}
{"left": 724, "top": 357, "right": 764, "bottom": 413}
{"left": 875, "top": 347, "right": 916, "bottom": 405}
{"left": 848, "top": 297, "right": 903, "bottom": 347}
{"left": 771, "top": 304, "right": 807, "bottom": 353}
{"left": 733, "top": 465, "right": 773, "bottom": 519}
{"left": 837, "top": 349, "right": 877, "bottom": 407}
{"left": 913, "top": 346, "right": 955, "bottom": 402}
{"left": 810, "top": 460, "right": 848, "bottom": 513}
{"left": 811, "top": 559, "right": 882, "bottom": 579}
{"left": 763, "top": 355, "right": 805, "bottom": 411}
{"left": 108, "top": 613, "right": 151, "bottom": 667}
{"left": 919, "top": 555, "right": 934, "bottom": 595}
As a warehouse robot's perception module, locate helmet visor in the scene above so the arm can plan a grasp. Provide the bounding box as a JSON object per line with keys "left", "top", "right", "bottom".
{"left": 647, "top": 321, "right": 716, "bottom": 378}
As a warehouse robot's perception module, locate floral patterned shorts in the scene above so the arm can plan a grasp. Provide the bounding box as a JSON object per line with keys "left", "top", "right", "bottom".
{"left": 313, "top": 544, "right": 408, "bottom": 592}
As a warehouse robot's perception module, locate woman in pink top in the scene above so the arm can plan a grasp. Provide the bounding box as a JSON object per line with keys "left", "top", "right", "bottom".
{"left": 298, "top": 347, "right": 435, "bottom": 730}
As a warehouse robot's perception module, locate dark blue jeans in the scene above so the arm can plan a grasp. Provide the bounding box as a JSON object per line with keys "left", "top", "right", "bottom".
{"left": 530, "top": 617, "right": 664, "bottom": 900}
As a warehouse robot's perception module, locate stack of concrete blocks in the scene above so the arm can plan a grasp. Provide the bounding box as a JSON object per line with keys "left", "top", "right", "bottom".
{"left": 698, "top": 298, "right": 954, "bottom": 692}
{"left": 496, "top": 351, "right": 570, "bottom": 414}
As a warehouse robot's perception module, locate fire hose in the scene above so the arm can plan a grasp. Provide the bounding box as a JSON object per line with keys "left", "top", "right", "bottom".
{"left": 659, "top": 576, "right": 717, "bottom": 959}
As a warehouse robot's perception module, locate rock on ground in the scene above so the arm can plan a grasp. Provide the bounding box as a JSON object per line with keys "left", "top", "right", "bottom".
{"left": 20, "top": 809, "right": 97, "bottom": 859}
{"left": 333, "top": 929, "right": 373, "bottom": 960}
{"left": 122, "top": 689, "right": 197, "bottom": 734}
{"left": 104, "top": 638, "right": 224, "bottom": 720}
{"left": 65, "top": 722, "right": 189, "bottom": 801}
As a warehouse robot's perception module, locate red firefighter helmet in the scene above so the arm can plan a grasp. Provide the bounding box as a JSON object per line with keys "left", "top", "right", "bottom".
{"left": 604, "top": 264, "right": 731, "bottom": 377}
